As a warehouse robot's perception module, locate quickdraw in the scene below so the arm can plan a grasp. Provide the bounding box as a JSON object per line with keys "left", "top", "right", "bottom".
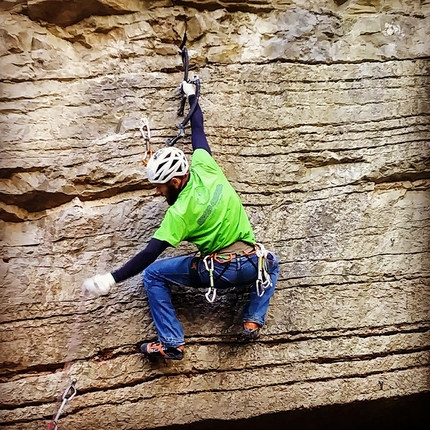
{"left": 203, "top": 255, "right": 217, "bottom": 303}
{"left": 140, "top": 117, "right": 152, "bottom": 166}
{"left": 255, "top": 243, "right": 272, "bottom": 297}
{"left": 46, "top": 378, "right": 77, "bottom": 430}
{"left": 166, "top": 33, "right": 201, "bottom": 146}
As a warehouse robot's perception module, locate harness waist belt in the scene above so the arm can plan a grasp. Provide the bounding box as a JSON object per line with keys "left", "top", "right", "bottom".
{"left": 214, "top": 241, "right": 254, "bottom": 256}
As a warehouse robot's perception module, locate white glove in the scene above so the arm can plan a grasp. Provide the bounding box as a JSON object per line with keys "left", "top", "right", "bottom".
{"left": 182, "top": 80, "right": 196, "bottom": 97}
{"left": 82, "top": 273, "right": 116, "bottom": 298}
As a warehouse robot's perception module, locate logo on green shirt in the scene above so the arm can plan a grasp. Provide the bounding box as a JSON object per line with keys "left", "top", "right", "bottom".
{"left": 197, "top": 183, "right": 223, "bottom": 226}
{"left": 195, "top": 186, "right": 210, "bottom": 205}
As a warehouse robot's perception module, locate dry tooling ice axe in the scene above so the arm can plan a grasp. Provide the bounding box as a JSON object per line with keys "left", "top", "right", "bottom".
{"left": 166, "top": 33, "right": 201, "bottom": 146}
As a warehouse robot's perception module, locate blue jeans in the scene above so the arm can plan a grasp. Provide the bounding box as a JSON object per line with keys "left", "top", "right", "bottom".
{"left": 142, "top": 251, "right": 279, "bottom": 347}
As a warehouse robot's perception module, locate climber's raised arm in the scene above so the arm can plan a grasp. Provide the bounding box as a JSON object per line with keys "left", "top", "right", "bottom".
{"left": 182, "top": 81, "right": 212, "bottom": 155}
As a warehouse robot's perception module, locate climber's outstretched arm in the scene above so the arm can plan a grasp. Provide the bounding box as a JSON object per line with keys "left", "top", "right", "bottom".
{"left": 189, "top": 95, "right": 211, "bottom": 155}
{"left": 181, "top": 81, "right": 212, "bottom": 155}
{"left": 111, "top": 238, "right": 170, "bottom": 282}
{"left": 82, "top": 238, "right": 170, "bottom": 297}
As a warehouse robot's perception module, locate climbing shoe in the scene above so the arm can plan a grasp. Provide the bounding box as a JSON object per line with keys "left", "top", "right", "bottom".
{"left": 241, "top": 322, "right": 261, "bottom": 340}
{"left": 140, "top": 341, "right": 184, "bottom": 360}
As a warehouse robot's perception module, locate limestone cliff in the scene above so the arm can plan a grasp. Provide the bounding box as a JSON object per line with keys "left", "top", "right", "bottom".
{"left": 0, "top": 0, "right": 429, "bottom": 429}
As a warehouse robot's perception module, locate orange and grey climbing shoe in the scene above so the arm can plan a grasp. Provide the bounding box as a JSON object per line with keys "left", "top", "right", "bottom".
{"left": 241, "top": 322, "right": 261, "bottom": 340}
{"left": 140, "top": 341, "right": 184, "bottom": 360}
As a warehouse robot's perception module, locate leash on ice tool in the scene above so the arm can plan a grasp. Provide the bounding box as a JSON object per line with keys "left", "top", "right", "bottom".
{"left": 166, "top": 33, "right": 201, "bottom": 146}
{"left": 46, "top": 378, "right": 77, "bottom": 430}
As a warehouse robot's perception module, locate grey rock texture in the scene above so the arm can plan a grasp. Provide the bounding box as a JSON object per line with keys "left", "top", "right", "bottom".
{"left": 0, "top": 0, "right": 429, "bottom": 429}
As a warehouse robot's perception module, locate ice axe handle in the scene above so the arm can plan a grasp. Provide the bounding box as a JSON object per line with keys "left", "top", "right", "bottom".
{"left": 177, "top": 45, "right": 189, "bottom": 117}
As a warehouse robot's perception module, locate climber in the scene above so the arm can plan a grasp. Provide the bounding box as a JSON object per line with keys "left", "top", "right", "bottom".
{"left": 82, "top": 80, "right": 279, "bottom": 361}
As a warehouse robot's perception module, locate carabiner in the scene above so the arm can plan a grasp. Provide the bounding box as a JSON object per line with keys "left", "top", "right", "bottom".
{"left": 205, "top": 287, "right": 217, "bottom": 303}
{"left": 62, "top": 378, "right": 77, "bottom": 402}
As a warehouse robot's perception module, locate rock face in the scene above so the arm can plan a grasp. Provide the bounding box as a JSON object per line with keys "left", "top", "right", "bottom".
{"left": 0, "top": 0, "right": 429, "bottom": 429}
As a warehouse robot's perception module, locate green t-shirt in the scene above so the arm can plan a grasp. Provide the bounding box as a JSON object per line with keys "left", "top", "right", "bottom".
{"left": 153, "top": 149, "right": 255, "bottom": 255}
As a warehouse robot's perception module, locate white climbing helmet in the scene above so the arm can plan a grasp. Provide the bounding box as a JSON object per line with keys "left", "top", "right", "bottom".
{"left": 146, "top": 147, "right": 189, "bottom": 184}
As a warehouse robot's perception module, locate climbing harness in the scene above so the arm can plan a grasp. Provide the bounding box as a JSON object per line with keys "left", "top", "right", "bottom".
{"left": 46, "top": 378, "right": 77, "bottom": 430}
{"left": 199, "top": 243, "right": 273, "bottom": 303}
{"left": 166, "top": 33, "right": 201, "bottom": 146}
{"left": 140, "top": 117, "right": 152, "bottom": 166}
{"left": 255, "top": 243, "right": 273, "bottom": 297}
